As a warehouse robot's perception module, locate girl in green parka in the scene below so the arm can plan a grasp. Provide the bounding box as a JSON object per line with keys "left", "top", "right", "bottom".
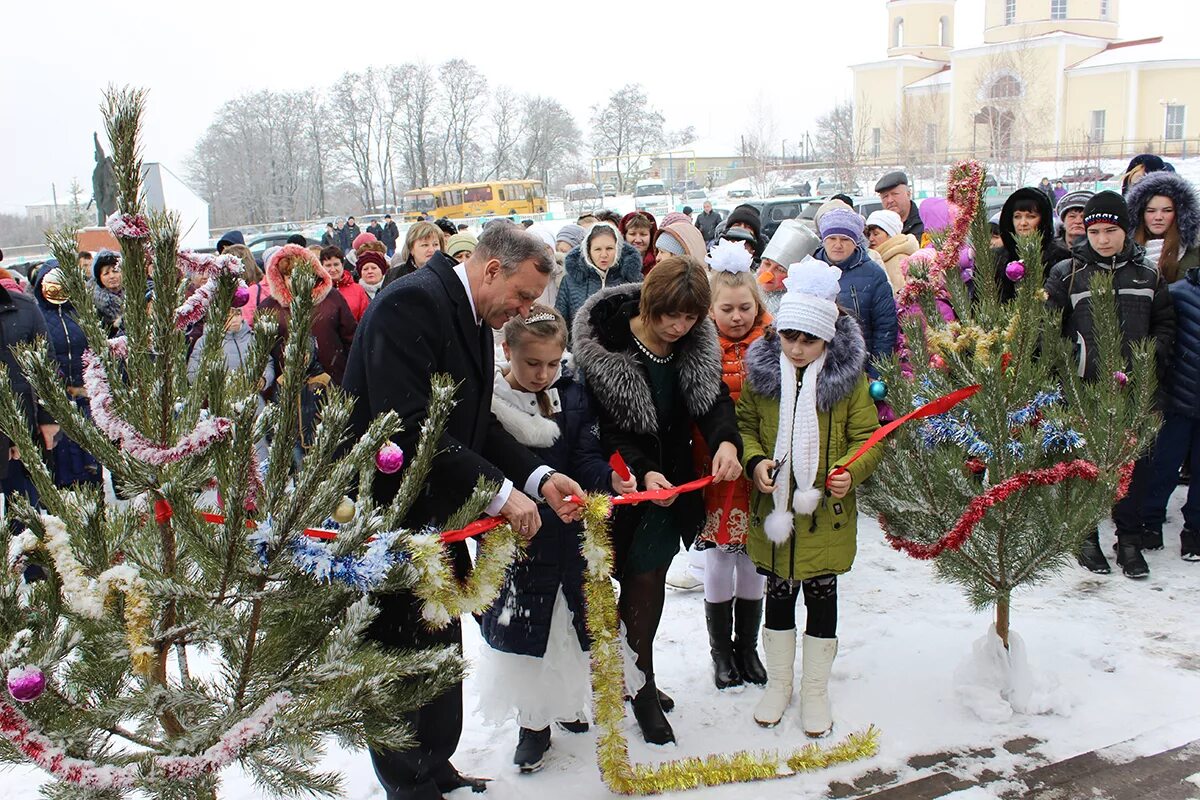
{"left": 736, "top": 256, "right": 882, "bottom": 735}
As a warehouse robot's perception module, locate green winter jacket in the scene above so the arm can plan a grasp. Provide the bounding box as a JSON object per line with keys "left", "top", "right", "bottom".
{"left": 736, "top": 318, "right": 883, "bottom": 581}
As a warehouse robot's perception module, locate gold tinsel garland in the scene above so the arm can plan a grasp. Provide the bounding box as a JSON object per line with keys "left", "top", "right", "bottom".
{"left": 407, "top": 526, "right": 522, "bottom": 629}
{"left": 38, "top": 514, "right": 155, "bottom": 675}
{"left": 577, "top": 495, "right": 880, "bottom": 795}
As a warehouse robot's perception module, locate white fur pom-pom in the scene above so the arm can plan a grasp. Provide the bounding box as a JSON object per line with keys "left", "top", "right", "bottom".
{"left": 705, "top": 237, "right": 753, "bottom": 274}
{"left": 765, "top": 509, "right": 794, "bottom": 544}
{"left": 793, "top": 486, "right": 823, "bottom": 516}
{"left": 782, "top": 256, "right": 842, "bottom": 301}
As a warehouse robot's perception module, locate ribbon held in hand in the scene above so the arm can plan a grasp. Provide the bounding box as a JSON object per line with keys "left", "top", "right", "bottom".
{"left": 610, "top": 452, "right": 632, "bottom": 482}
{"left": 826, "top": 384, "right": 981, "bottom": 486}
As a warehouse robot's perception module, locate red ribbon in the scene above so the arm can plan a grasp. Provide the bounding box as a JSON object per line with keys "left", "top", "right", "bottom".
{"left": 827, "top": 384, "right": 981, "bottom": 485}
{"left": 610, "top": 452, "right": 632, "bottom": 482}
{"left": 154, "top": 499, "right": 173, "bottom": 524}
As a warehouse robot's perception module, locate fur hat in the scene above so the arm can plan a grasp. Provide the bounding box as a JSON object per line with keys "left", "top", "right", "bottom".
{"left": 865, "top": 209, "right": 903, "bottom": 239}
{"left": 1125, "top": 171, "right": 1200, "bottom": 247}
{"left": 1083, "top": 191, "right": 1131, "bottom": 232}
{"left": 775, "top": 256, "right": 842, "bottom": 342}
{"left": 355, "top": 239, "right": 386, "bottom": 257}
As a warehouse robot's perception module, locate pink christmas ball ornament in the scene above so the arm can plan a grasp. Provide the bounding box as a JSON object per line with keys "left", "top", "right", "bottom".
{"left": 1005, "top": 260, "right": 1026, "bottom": 282}
{"left": 232, "top": 284, "right": 251, "bottom": 308}
{"left": 1114, "top": 371, "right": 1129, "bottom": 387}
{"left": 7, "top": 665, "right": 47, "bottom": 703}
{"left": 375, "top": 442, "right": 405, "bottom": 474}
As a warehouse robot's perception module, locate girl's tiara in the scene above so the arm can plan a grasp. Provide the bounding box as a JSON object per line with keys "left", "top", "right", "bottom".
{"left": 523, "top": 311, "right": 558, "bottom": 325}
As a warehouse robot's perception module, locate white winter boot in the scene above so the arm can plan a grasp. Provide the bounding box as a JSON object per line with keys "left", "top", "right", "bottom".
{"left": 753, "top": 628, "right": 797, "bottom": 727}
{"left": 800, "top": 634, "right": 838, "bottom": 737}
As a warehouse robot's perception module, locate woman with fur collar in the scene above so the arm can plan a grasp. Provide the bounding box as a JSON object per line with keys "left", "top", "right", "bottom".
{"left": 478, "top": 305, "right": 629, "bottom": 773}
{"left": 555, "top": 221, "right": 644, "bottom": 332}
{"left": 736, "top": 257, "right": 882, "bottom": 736}
{"left": 258, "top": 244, "right": 357, "bottom": 386}
{"left": 1126, "top": 170, "right": 1200, "bottom": 283}
{"left": 572, "top": 256, "right": 742, "bottom": 746}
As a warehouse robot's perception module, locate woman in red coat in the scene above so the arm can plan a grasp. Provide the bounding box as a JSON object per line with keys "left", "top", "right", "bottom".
{"left": 320, "top": 245, "right": 370, "bottom": 322}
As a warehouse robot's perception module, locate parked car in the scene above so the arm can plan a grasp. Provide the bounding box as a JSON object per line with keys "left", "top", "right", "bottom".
{"left": 742, "top": 197, "right": 818, "bottom": 241}
{"left": 683, "top": 189, "right": 708, "bottom": 205}
{"left": 1056, "top": 166, "right": 1114, "bottom": 184}
{"left": 246, "top": 232, "right": 304, "bottom": 267}
{"left": 602, "top": 183, "right": 617, "bottom": 197}
{"left": 770, "top": 185, "right": 807, "bottom": 197}
{"left": 727, "top": 188, "right": 753, "bottom": 199}
{"left": 672, "top": 180, "right": 699, "bottom": 194}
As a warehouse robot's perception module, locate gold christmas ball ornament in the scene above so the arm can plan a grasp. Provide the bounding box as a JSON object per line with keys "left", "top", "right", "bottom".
{"left": 332, "top": 497, "right": 356, "bottom": 524}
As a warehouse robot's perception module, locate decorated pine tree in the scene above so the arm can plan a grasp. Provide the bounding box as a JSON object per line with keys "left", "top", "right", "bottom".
{"left": 860, "top": 161, "right": 1157, "bottom": 653}
{"left": 0, "top": 88, "right": 520, "bottom": 799}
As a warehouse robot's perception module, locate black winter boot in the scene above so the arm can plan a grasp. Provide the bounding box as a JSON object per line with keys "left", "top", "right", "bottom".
{"left": 732, "top": 598, "right": 768, "bottom": 685}
{"left": 1181, "top": 527, "right": 1200, "bottom": 562}
{"left": 1141, "top": 527, "right": 1164, "bottom": 551}
{"left": 705, "top": 601, "right": 742, "bottom": 689}
{"left": 1077, "top": 529, "right": 1111, "bottom": 574}
{"left": 1116, "top": 532, "right": 1150, "bottom": 579}
{"left": 631, "top": 680, "right": 675, "bottom": 745}
{"left": 513, "top": 727, "right": 551, "bottom": 773}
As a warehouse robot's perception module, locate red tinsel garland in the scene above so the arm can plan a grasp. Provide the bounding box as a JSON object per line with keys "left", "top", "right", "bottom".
{"left": 882, "top": 459, "right": 1133, "bottom": 560}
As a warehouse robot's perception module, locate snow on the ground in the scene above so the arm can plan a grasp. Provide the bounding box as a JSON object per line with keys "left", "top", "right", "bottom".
{"left": 8, "top": 488, "right": 1200, "bottom": 799}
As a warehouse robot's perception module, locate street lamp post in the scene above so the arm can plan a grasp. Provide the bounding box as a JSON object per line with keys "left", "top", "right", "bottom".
{"left": 782, "top": 139, "right": 788, "bottom": 165}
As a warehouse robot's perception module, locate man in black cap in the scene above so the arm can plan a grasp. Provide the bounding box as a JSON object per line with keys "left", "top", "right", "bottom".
{"left": 875, "top": 171, "right": 924, "bottom": 240}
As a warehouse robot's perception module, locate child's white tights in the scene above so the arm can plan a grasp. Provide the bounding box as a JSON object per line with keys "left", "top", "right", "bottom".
{"left": 703, "top": 548, "right": 765, "bottom": 603}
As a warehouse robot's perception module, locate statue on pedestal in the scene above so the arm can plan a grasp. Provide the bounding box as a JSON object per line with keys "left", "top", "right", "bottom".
{"left": 92, "top": 133, "right": 117, "bottom": 226}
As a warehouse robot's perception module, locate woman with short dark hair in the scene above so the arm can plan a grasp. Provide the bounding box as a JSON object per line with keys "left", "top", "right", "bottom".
{"left": 571, "top": 256, "right": 742, "bottom": 745}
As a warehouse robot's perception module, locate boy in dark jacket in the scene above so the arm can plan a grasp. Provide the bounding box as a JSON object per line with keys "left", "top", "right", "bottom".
{"left": 1045, "top": 191, "right": 1176, "bottom": 578}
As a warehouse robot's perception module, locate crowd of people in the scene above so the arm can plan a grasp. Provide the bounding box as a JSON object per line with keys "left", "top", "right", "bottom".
{"left": 2, "top": 152, "right": 1198, "bottom": 798}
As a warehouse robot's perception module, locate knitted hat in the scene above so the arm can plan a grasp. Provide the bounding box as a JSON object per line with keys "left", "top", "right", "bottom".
{"left": 865, "top": 209, "right": 902, "bottom": 238}
{"left": 655, "top": 229, "right": 685, "bottom": 256}
{"left": 446, "top": 232, "right": 478, "bottom": 257}
{"left": 725, "top": 204, "right": 762, "bottom": 240}
{"left": 356, "top": 250, "right": 389, "bottom": 275}
{"left": 555, "top": 223, "right": 586, "bottom": 249}
{"left": 818, "top": 207, "right": 866, "bottom": 243}
{"left": 813, "top": 199, "right": 851, "bottom": 230}
{"left": 775, "top": 256, "right": 842, "bottom": 342}
{"left": 1056, "top": 190, "right": 1094, "bottom": 219}
{"left": 660, "top": 211, "right": 691, "bottom": 229}
{"left": 352, "top": 232, "right": 377, "bottom": 251}
{"left": 761, "top": 220, "right": 820, "bottom": 265}
{"left": 1083, "top": 191, "right": 1131, "bottom": 231}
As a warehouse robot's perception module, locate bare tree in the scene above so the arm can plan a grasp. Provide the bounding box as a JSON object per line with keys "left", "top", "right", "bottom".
{"left": 590, "top": 84, "right": 668, "bottom": 192}
{"left": 392, "top": 62, "right": 437, "bottom": 189}
{"left": 516, "top": 96, "right": 582, "bottom": 184}
{"left": 302, "top": 89, "right": 331, "bottom": 217}
{"left": 328, "top": 71, "right": 378, "bottom": 211}
{"left": 969, "top": 42, "right": 1055, "bottom": 187}
{"left": 483, "top": 86, "right": 525, "bottom": 180}
{"left": 740, "top": 94, "right": 778, "bottom": 196}
{"left": 815, "top": 100, "right": 872, "bottom": 192}
{"left": 438, "top": 59, "right": 488, "bottom": 184}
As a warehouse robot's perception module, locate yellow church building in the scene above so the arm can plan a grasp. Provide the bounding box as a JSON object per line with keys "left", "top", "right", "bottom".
{"left": 852, "top": 0, "right": 1200, "bottom": 168}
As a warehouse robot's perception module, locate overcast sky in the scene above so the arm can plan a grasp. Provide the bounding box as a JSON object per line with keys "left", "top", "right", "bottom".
{"left": 0, "top": 0, "right": 1192, "bottom": 213}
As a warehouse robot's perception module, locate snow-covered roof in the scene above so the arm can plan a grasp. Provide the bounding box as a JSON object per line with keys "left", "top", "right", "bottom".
{"left": 906, "top": 69, "right": 952, "bottom": 91}
{"left": 1069, "top": 36, "right": 1200, "bottom": 71}
{"left": 852, "top": 55, "right": 947, "bottom": 71}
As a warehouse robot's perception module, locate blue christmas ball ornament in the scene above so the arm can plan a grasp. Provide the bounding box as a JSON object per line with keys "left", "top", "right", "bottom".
{"left": 869, "top": 380, "right": 888, "bottom": 401}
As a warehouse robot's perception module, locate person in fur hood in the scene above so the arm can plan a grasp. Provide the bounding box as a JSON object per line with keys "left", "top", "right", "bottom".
{"left": 1125, "top": 170, "right": 1200, "bottom": 283}
{"left": 571, "top": 256, "right": 742, "bottom": 746}
{"left": 555, "top": 221, "right": 644, "bottom": 332}
{"left": 477, "top": 305, "right": 632, "bottom": 774}
{"left": 258, "top": 244, "right": 357, "bottom": 386}
{"left": 736, "top": 257, "right": 882, "bottom": 735}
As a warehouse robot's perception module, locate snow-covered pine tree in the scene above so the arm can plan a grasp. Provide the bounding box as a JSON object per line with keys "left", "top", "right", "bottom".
{"left": 860, "top": 161, "right": 1157, "bottom": 650}
{"left": 0, "top": 87, "right": 490, "bottom": 799}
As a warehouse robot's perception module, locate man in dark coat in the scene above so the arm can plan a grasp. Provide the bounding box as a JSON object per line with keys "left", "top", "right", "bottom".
{"left": 875, "top": 171, "right": 924, "bottom": 240}
{"left": 695, "top": 201, "right": 722, "bottom": 244}
{"left": 381, "top": 214, "right": 400, "bottom": 256}
{"left": 0, "top": 281, "right": 58, "bottom": 504}
{"left": 342, "top": 222, "right": 585, "bottom": 800}
{"left": 366, "top": 218, "right": 385, "bottom": 243}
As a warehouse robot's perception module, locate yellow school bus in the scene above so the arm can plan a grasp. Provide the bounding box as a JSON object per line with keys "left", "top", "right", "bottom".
{"left": 403, "top": 180, "right": 547, "bottom": 221}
